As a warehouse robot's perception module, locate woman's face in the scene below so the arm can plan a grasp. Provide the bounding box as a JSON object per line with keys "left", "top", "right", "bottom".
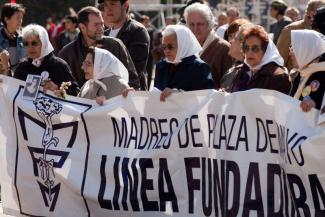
{"left": 162, "top": 33, "right": 177, "bottom": 62}
{"left": 5, "top": 11, "right": 23, "bottom": 32}
{"left": 243, "top": 36, "right": 265, "bottom": 68}
{"left": 81, "top": 53, "right": 94, "bottom": 80}
{"left": 23, "top": 35, "right": 42, "bottom": 60}
{"left": 228, "top": 30, "right": 244, "bottom": 61}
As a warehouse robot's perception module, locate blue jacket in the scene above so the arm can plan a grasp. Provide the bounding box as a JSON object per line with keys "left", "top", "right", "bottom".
{"left": 0, "top": 27, "right": 26, "bottom": 66}
{"left": 154, "top": 55, "right": 214, "bottom": 91}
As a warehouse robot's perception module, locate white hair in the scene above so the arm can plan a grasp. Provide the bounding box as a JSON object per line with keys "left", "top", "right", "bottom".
{"left": 162, "top": 25, "right": 177, "bottom": 38}
{"left": 22, "top": 24, "right": 41, "bottom": 39}
{"left": 184, "top": 3, "right": 215, "bottom": 29}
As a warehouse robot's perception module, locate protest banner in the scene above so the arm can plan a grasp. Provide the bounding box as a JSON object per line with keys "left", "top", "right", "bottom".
{"left": 0, "top": 75, "right": 325, "bottom": 217}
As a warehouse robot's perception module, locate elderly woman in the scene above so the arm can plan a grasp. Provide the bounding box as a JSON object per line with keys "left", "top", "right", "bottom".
{"left": 220, "top": 22, "right": 254, "bottom": 91}
{"left": 79, "top": 47, "right": 129, "bottom": 105}
{"left": 154, "top": 24, "right": 214, "bottom": 100}
{"left": 184, "top": 3, "right": 233, "bottom": 88}
{"left": 290, "top": 29, "right": 325, "bottom": 112}
{"left": 228, "top": 25, "right": 291, "bottom": 94}
{"left": 14, "top": 24, "right": 79, "bottom": 96}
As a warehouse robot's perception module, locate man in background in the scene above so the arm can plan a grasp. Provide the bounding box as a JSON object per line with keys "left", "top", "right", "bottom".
{"left": 100, "top": 0, "right": 150, "bottom": 90}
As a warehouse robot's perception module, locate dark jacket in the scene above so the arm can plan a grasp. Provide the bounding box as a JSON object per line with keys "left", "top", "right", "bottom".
{"left": 220, "top": 60, "right": 243, "bottom": 92}
{"left": 290, "top": 54, "right": 325, "bottom": 109}
{"left": 14, "top": 53, "right": 79, "bottom": 96}
{"left": 55, "top": 31, "right": 78, "bottom": 54}
{"left": 105, "top": 17, "right": 150, "bottom": 90}
{"left": 154, "top": 55, "right": 214, "bottom": 91}
{"left": 229, "top": 62, "right": 291, "bottom": 94}
{"left": 270, "top": 16, "right": 292, "bottom": 44}
{"left": 58, "top": 33, "right": 140, "bottom": 89}
{"left": 0, "top": 27, "right": 26, "bottom": 74}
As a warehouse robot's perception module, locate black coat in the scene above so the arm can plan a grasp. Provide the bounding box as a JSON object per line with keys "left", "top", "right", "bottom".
{"left": 58, "top": 33, "right": 140, "bottom": 89}
{"left": 105, "top": 18, "right": 150, "bottom": 90}
{"left": 290, "top": 54, "right": 325, "bottom": 109}
{"left": 154, "top": 55, "right": 214, "bottom": 91}
{"left": 14, "top": 53, "right": 79, "bottom": 96}
{"left": 230, "top": 62, "right": 291, "bottom": 94}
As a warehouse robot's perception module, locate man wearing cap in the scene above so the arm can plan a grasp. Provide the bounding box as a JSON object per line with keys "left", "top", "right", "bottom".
{"left": 99, "top": 0, "right": 150, "bottom": 90}
{"left": 269, "top": 0, "right": 292, "bottom": 44}
{"left": 276, "top": 0, "right": 325, "bottom": 71}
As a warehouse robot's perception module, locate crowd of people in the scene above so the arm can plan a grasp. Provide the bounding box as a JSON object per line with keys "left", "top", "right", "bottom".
{"left": 0, "top": 0, "right": 324, "bottom": 114}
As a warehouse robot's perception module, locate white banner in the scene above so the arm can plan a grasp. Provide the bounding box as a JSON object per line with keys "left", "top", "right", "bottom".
{"left": 1, "top": 75, "right": 325, "bottom": 217}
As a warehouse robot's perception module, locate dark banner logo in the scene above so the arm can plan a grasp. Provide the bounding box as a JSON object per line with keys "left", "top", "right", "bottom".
{"left": 18, "top": 96, "right": 79, "bottom": 212}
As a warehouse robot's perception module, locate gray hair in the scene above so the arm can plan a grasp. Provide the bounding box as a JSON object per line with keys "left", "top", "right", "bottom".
{"left": 184, "top": 3, "right": 215, "bottom": 29}
{"left": 22, "top": 24, "right": 40, "bottom": 39}
{"left": 162, "top": 25, "right": 177, "bottom": 38}
{"left": 306, "top": 0, "right": 325, "bottom": 12}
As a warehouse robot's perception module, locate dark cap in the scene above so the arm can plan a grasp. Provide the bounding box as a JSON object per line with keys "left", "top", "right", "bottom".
{"left": 186, "top": 0, "right": 204, "bottom": 6}
{"left": 271, "top": 0, "right": 288, "bottom": 15}
{"left": 312, "top": 6, "right": 325, "bottom": 35}
{"left": 98, "top": 0, "right": 128, "bottom": 4}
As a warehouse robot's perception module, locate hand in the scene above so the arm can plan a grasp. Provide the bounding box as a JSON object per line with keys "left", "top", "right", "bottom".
{"left": 289, "top": 47, "right": 299, "bottom": 69}
{"left": 160, "top": 88, "right": 174, "bottom": 102}
{"left": 96, "top": 96, "right": 106, "bottom": 106}
{"left": 300, "top": 99, "right": 316, "bottom": 112}
{"left": 0, "top": 50, "right": 10, "bottom": 75}
{"left": 122, "top": 87, "right": 135, "bottom": 98}
{"left": 53, "top": 89, "right": 62, "bottom": 97}
{"left": 42, "top": 80, "right": 59, "bottom": 93}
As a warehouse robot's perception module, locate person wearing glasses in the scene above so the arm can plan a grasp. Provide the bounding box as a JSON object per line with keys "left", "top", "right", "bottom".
{"left": 153, "top": 25, "right": 214, "bottom": 101}
{"left": 79, "top": 47, "right": 129, "bottom": 105}
{"left": 14, "top": 24, "right": 79, "bottom": 96}
{"left": 228, "top": 25, "right": 291, "bottom": 94}
{"left": 220, "top": 22, "right": 254, "bottom": 92}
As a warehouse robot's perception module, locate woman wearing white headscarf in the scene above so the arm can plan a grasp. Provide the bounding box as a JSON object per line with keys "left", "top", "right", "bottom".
{"left": 14, "top": 24, "right": 79, "bottom": 96}
{"left": 290, "top": 29, "right": 325, "bottom": 112}
{"left": 79, "top": 47, "right": 129, "bottom": 105}
{"left": 154, "top": 24, "right": 213, "bottom": 100}
{"left": 229, "top": 25, "right": 291, "bottom": 94}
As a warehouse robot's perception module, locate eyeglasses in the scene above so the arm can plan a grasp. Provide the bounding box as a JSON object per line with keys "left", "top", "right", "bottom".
{"left": 242, "top": 44, "right": 262, "bottom": 53}
{"left": 82, "top": 60, "right": 93, "bottom": 67}
{"left": 23, "top": 40, "right": 40, "bottom": 47}
{"left": 161, "top": 44, "right": 177, "bottom": 51}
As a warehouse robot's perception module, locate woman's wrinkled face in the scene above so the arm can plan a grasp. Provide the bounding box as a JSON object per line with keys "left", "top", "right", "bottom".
{"left": 162, "top": 33, "right": 177, "bottom": 62}
{"left": 23, "top": 35, "right": 42, "bottom": 60}
{"left": 243, "top": 36, "right": 265, "bottom": 68}
{"left": 81, "top": 53, "right": 94, "bottom": 80}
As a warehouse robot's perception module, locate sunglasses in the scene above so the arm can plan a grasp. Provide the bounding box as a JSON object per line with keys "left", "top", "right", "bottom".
{"left": 23, "top": 41, "right": 39, "bottom": 47}
{"left": 82, "top": 60, "right": 93, "bottom": 67}
{"left": 161, "top": 44, "right": 177, "bottom": 50}
{"left": 242, "top": 44, "right": 262, "bottom": 53}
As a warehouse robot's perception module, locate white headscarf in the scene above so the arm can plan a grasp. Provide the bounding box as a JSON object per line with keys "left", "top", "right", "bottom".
{"left": 22, "top": 24, "right": 54, "bottom": 67}
{"left": 291, "top": 30, "right": 325, "bottom": 99}
{"left": 89, "top": 47, "right": 129, "bottom": 91}
{"left": 162, "top": 25, "right": 202, "bottom": 64}
{"left": 244, "top": 37, "right": 284, "bottom": 72}
{"left": 291, "top": 30, "right": 325, "bottom": 69}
